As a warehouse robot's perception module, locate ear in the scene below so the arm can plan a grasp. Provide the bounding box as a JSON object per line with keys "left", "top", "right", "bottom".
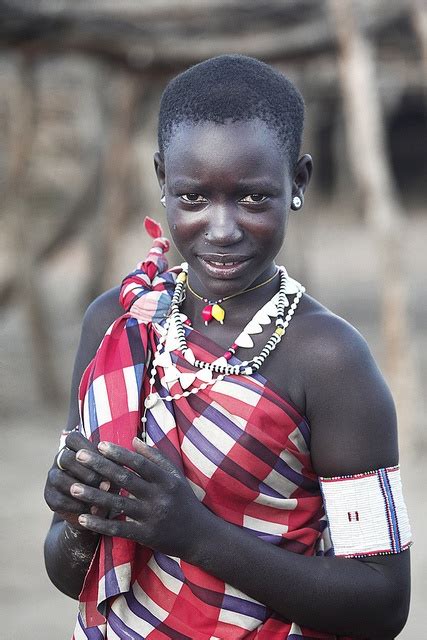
{"left": 290, "top": 154, "right": 313, "bottom": 211}
{"left": 292, "top": 154, "right": 313, "bottom": 196}
{"left": 153, "top": 151, "right": 166, "bottom": 192}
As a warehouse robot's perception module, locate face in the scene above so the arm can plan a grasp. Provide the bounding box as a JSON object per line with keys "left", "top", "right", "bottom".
{"left": 155, "top": 119, "right": 309, "bottom": 299}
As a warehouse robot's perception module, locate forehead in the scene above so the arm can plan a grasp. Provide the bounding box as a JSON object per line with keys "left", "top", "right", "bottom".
{"left": 164, "top": 119, "right": 290, "bottom": 183}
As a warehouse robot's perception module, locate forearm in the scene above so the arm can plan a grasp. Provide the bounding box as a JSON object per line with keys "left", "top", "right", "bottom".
{"left": 187, "top": 511, "right": 408, "bottom": 638}
{"left": 44, "top": 520, "right": 99, "bottom": 599}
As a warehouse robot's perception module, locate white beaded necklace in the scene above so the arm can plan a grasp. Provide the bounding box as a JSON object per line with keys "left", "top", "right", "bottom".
{"left": 141, "top": 263, "right": 305, "bottom": 437}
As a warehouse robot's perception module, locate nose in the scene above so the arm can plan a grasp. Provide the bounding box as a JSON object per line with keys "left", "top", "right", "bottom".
{"left": 204, "top": 206, "right": 243, "bottom": 246}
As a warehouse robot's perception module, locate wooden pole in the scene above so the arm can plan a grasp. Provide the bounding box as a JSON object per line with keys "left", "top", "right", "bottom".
{"left": 327, "top": 0, "right": 417, "bottom": 450}
{"left": 85, "top": 72, "right": 138, "bottom": 302}
{"left": 412, "top": 0, "right": 427, "bottom": 97}
{"left": 3, "top": 54, "right": 62, "bottom": 405}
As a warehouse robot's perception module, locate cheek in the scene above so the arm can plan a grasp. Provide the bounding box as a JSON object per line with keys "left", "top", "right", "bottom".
{"left": 246, "top": 214, "right": 286, "bottom": 250}
{"left": 166, "top": 209, "right": 202, "bottom": 252}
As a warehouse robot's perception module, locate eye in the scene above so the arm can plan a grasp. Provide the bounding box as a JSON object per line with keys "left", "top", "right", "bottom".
{"left": 240, "top": 194, "right": 268, "bottom": 204}
{"left": 180, "top": 193, "right": 207, "bottom": 204}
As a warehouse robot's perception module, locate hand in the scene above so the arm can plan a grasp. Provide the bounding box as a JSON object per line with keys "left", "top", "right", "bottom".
{"left": 44, "top": 431, "right": 110, "bottom": 529}
{"left": 69, "top": 437, "right": 212, "bottom": 559}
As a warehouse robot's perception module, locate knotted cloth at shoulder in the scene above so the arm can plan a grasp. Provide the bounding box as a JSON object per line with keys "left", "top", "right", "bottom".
{"left": 119, "top": 216, "right": 180, "bottom": 322}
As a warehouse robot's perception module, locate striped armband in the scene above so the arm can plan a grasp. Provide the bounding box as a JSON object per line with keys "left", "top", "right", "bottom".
{"left": 319, "top": 465, "right": 412, "bottom": 558}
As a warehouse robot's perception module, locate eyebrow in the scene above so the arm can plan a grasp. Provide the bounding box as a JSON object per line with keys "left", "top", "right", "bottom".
{"left": 169, "top": 179, "right": 204, "bottom": 191}
{"left": 235, "top": 179, "right": 281, "bottom": 193}
{"left": 169, "top": 178, "right": 282, "bottom": 194}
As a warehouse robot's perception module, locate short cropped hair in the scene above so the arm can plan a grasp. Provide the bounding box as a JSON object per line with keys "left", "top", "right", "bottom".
{"left": 158, "top": 55, "right": 305, "bottom": 168}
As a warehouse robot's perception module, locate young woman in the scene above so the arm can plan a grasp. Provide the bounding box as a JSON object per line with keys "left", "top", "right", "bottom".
{"left": 44, "top": 55, "right": 411, "bottom": 639}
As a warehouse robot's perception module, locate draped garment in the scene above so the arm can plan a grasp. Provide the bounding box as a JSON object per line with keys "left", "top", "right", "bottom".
{"left": 72, "top": 257, "right": 348, "bottom": 640}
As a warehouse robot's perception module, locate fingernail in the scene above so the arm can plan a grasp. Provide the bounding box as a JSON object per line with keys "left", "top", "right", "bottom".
{"left": 78, "top": 515, "right": 88, "bottom": 525}
{"left": 98, "top": 441, "right": 108, "bottom": 453}
{"left": 133, "top": 436, "right": 146, "bottom": 447}
{"left": 90, "top": 506, "right": 99, "bottom": 515}
{"left": 99, "top": 480, "right": 110, "bottom": 491}
{"left": 71, "top": 483, "right": 84, "bottom": 496}
{"left": 76, "top": 450, "right": 90, "bottom": 462}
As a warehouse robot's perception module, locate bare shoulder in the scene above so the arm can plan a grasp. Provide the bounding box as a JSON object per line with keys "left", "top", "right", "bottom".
{"left": 292, "top": 294, "right": 398, "bottom": 476}
{"left": 294, "top": 293, "right": 374, "bottom": 370}
{"left": 82, "top": 286, "right": 123, "bottom": 345}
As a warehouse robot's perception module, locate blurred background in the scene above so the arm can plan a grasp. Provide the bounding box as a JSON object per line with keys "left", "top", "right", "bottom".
{"left": 0, "top": 1, "right": 425, "bottom": 638}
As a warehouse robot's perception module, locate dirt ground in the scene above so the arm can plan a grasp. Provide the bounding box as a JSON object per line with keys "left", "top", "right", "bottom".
{"left": 1, "top": 212, "right": 425, "bottom": 639}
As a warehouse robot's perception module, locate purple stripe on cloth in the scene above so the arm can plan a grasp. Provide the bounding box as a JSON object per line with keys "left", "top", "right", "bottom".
{"left": 123, "top": 590, "right": 193, "bottom": 640}
{"left": 183, "top": 580, "right": 225, "bottom": 609}
{"left": 108, "top": 609, "right": 146, "bottom": 640}
{"left": 188, "top": 395, "right": 317, "bottom": 493}
{"left": 146, "top": 419, "right": 185, "bottom": 473}
{"left": 298, "top": 419, "right": 311, "bottom": 448}
{"left": 182, "top": 576, "right": 266, "bottom": 620}
{"left": 126, "top": 318, "right": 149, "bottom": 368}
{"left": 242, "top": 527, "right": 284, "bottom": 544}
{"left": 77, "top": 613, "right": 105, "bottom": 639}
{"left": 132, "top": 362, "right": 145, "bottom": 397}
{"left": 274, "top": 456, "right": 318, "bottom": 493}
{"left": 154, "top": 551, "right": 185, "bottom": 583}
{"left": 87, "top": 381, "right": 99, "bottom": 434}
{"left": 288, "top": 635, "right": 328, "bottom": 640}
{"left": 152, "top": 555, "right": 267, "bottom": 621}
{"left": 174, "top": 403, "right": 283, "bottom": 497}
{"left": 221, "top": 593, "right": 267, "bottom": 620}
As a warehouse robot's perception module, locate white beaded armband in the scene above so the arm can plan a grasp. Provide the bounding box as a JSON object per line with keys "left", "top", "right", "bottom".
{"left": 319, "top": 465, "right": 412, "bottom": 558}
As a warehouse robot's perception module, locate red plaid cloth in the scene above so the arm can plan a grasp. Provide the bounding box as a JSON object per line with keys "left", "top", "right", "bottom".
{"left": 72, "top": 220, "right": 348, "bottom": 639}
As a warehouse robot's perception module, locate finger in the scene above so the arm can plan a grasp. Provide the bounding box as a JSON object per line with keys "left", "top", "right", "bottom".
{"left": 77, "top": 514, "right": 139, "bottom": 539}
{"left": 97, "top": 441, "right": 164, "bottom": 483}
{"left": 133, "top": 438, "right": 182, "bottom": 478}
{"left": 45, "top": 481, "right": 90, "bottom": 515}
{"left": 54, "top": 447, "right": 102, "bottom": 487}
{"left": 75, "top": 449, "right": 147, "bottom": 497}
{"left": 48, "top": 466, "right": 91, "bottom": 499}
{"left": 70, "top": 483, "right": 143, "bottom": 520}
{"left": 65, "top": 431, "right": 99, "bottom": 454}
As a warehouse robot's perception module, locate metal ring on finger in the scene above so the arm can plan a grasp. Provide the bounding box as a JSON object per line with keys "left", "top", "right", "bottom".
{"left": 56, "top": 445, "right": 68, "bottom": 471}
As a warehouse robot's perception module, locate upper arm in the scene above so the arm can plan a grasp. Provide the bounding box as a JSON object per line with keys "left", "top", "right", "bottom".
{"left": 304, "top": 313, "right": 410, "bottom": 623}
{"left": 65, "top": 286, "right": 123, "bottom": 431}
{"left": 304, "top": 313, "right": 398, "bottom": 478}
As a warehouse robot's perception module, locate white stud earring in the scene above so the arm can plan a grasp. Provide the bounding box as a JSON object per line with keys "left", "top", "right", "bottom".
{"left": 292, "top": 195, "right": 302, "bottom": 211}
{"left": 160, "top": 195, "right": 166, "bottom": 208}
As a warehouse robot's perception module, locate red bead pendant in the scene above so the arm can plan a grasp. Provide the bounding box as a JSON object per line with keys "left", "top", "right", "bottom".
{"left": 201, "top": 304, "right": 213, "bottom": 325}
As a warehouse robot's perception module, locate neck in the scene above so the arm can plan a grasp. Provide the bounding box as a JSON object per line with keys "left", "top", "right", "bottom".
{"left": 186, "top": 263, "right": 278, "bottom": 302}
{"left": 182, "top": 267, "right": 282, "bottom": 334}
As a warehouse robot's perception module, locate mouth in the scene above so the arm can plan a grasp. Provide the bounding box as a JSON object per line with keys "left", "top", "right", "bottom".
{"left": 197, "top": 254, "right": 252, "bottom": 278}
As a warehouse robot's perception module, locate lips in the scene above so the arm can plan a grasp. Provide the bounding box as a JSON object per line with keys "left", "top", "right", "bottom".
{"left": 197, "top": 254, "right": 252, "bottom": 278}
{"left": 199, "top": 253, "right": 251, "bottom": 265}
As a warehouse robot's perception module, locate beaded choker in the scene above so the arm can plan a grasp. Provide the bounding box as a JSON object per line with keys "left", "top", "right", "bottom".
{"left": 141, "top": 263, "right": 305, "bottom": 435}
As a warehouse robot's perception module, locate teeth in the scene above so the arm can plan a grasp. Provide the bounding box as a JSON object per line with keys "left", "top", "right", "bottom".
{"left": 210, "top": 260, "right": 238, "bottom": 266}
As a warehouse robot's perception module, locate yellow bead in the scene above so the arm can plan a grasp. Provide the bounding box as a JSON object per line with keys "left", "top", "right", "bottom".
{"left": 212, "top": 304, "right": 225, "bottom": 324}
{"left": 275, "top": 327, "right": 285, "bottom": 336}
{"left": 177, "top": 272, "right": 187, "bottom": 283}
